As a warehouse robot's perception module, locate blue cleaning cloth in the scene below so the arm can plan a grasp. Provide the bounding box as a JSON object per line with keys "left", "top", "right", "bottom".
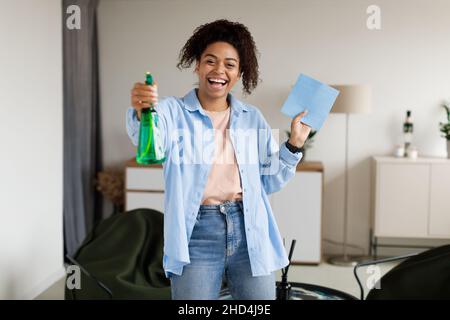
{"left": 281, "top": 74, "right": 340, "bottom": 130}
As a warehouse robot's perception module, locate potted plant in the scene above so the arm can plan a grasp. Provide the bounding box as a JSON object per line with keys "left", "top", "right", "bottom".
{"left": 439, "top": 102, "right": 450, "bottom": 158}
{"left": 285, "top": 129, "right": 317, "bottom": 162}
{"left": 95, "top": 170, "right": 125, "bottom": 215}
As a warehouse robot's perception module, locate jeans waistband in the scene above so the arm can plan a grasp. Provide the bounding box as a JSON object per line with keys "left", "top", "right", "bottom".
{"left": 199, "top": 200, "right": 243, "bottom": 212}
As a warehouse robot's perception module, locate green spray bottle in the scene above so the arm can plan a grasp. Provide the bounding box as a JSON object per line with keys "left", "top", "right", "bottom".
{"left": 136, "top": 72, "right": 166, "bottom": 164}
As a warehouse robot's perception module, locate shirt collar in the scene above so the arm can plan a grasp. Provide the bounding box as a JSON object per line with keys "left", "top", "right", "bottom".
{"left": 182, "top": 88, "right": 249, "bottom": 115}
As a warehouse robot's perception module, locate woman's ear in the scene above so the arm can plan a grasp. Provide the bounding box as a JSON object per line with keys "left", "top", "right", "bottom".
{"left": 194, "top": 60, "right": 200, "bottom": 74}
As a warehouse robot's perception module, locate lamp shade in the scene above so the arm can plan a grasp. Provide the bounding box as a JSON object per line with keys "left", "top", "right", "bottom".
{"left": 330, "top": 85, "right": 371, "bottom": 114}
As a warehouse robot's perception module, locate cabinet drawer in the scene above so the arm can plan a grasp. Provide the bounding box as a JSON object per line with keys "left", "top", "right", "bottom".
{"left": 126, "top": 167, "right": 164, "bottom": 191}
{"left": 126, "top": 191, "right": 164, "bottom": 213}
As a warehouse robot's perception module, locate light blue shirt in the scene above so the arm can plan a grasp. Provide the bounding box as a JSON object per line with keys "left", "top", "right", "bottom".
{"left": 126, "top": 89, "right": 303, "bottom": 278}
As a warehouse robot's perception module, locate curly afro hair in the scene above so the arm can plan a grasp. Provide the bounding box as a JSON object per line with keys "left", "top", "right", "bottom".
{"left": 177, "top": 19, "right": 259, "bottom": 95}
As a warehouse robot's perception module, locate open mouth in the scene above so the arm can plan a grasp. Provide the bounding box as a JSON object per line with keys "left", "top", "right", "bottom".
{"left": 207, "top": 77, "right": 228, "bottom": 89}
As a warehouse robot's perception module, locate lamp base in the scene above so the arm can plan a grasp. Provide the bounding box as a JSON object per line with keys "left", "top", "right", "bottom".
{"left": 327, "top": 255, "right": 372, "bottom": 267}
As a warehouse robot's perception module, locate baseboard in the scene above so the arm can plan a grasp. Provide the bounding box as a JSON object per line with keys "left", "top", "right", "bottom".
{"left": 23, "top": 266, "right": 66, "bottom": 300}
{"left": 323, "top": 237, "right": 450, "bottom": 258}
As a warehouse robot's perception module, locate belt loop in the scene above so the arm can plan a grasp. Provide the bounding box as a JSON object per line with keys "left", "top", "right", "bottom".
{"left": 219, "top": 204, "right": 226, "bottom": 214}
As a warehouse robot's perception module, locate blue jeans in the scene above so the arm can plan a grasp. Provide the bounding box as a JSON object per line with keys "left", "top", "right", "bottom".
{"left": 170, "top": 200, "right": 276, "bottom": 300}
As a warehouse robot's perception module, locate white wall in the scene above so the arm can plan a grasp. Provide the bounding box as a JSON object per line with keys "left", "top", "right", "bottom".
{"left": 0, "top": 0, "right": 64, "bottom": 299}
{"left": 98, "top": 0, "right": 450, "bottom": 254}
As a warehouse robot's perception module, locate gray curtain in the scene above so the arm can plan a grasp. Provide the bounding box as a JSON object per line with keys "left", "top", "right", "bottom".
{"left": 63, "top": 0, "right": 102, "bottom": 257}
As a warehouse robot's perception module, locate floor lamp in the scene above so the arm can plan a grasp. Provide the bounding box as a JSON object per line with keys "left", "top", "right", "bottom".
{"left": 328, "top": 85, "right": 372, "bottom": 267}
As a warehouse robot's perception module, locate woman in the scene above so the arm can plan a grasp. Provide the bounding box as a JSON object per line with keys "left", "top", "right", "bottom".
{"left": 126, "top": 19, "right": 311, "bottom": 300}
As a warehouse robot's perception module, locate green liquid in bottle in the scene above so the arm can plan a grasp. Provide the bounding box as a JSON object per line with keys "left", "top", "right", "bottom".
{"left": 136, "top": 72, "right": 166, "bottom": 164}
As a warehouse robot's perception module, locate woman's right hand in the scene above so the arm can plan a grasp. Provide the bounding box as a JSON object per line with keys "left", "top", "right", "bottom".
{"left": 131, "top": 81, "right": 158, "bottom": 120}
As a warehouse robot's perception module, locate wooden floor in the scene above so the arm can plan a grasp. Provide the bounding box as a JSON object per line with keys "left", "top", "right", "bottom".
{"left": 35, "top": 258, "right": 398, "bottom": 300}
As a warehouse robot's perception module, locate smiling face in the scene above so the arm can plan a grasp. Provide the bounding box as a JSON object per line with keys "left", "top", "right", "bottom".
{"left": 195, "top": 41, "right": 241, "bottom": 104}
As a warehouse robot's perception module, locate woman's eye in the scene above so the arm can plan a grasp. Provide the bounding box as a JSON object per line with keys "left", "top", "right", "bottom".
{"left": 227, "top": 64, "right": 235, "bottom": 68}
{"left": 206, "top": 60, "right": 214, "bottom": 64}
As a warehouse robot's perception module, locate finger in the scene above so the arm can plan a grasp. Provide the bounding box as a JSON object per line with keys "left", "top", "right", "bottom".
{"left": 143, "top": 86, "right": 157, "bottom": 95}
{"left": 133, "top": 88, "right": 152, "bottom": 96}
{"left": 148, "top": 97, "right": 158, "bottom": 106}
{"left": 150, "top": 85, "right": 157, "bottom": 94}
{"left": 143, "top": 85, "right": 158, "bottom": 93}
{"left": 133, "top": 101, "right": 153, "bottom": 109}
{"left": 133, "top": 100, "right": 148, "bottom": 107}
{"left": 135, "top": 82, "right": 157, "bottom": 93}
{"left": 142, "top": 81, "right": 158, "bottom": 92}
{"left": 301, "top": 123, "right": 312, "bottom": 134}
{"left": 294, "top": 109, "right": 308, "bottom": 120}
{"left": 292, "top": 110, "right": 308, "bottom": 126}
{"left": 135, "top": 80, "right": 158, "bottom": 93}
{"left": 133, "top": 97, "right": 158, "bottom": 105}
{"left": 133, "top": 90, "right": 158, "bottom": 98}
{"left": 134, "top": 93, "right": 158, "bottom": 101}
{"left": 132, "top": 86, "right": 150, "bottom": 97}
{"left": 132, "top": 100, "right": 142, "bottom": 109}
{"left": 133, "top": 96, "right": 158, "bottom": 105}
{"left": 132, "top": 97, "right": 149, "bottom": 106}
{"left": 134, "top": 82, "right": 149, "bottom": 91}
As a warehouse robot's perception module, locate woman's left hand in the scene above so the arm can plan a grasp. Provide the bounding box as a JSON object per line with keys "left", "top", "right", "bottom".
{"left": 288, "top": 110, "right": 312, "bottom": 148}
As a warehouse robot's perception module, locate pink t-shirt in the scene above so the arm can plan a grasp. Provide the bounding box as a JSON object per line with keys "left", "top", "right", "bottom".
{"left": 201, "top": 107, "right": 243, "bottom": 205}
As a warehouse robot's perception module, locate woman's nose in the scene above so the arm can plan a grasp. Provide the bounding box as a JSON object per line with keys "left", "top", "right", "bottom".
{"left": 213, "top": 63, "right": 225, "bottom": 73}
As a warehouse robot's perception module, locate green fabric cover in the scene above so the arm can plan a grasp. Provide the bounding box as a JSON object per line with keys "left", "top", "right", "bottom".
{"left": 65, "top": 208, "right": 171, "bottom": 300}
{"left": 367, "top": 245, "right": 450, "bottom": 299}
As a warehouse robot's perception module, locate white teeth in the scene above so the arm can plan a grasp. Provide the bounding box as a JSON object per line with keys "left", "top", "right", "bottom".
{"left": 209, "top": 78, "right": 226, "bottom": 84}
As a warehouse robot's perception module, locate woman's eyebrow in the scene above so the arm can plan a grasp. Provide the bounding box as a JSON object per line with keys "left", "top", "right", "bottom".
{"left": 204, "top": 53, "right": 238, "bottom": 62}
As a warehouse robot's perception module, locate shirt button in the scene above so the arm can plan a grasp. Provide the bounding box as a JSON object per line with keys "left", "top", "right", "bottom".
{"left": 219, "top": 205, "right": 226, "bottom": 213}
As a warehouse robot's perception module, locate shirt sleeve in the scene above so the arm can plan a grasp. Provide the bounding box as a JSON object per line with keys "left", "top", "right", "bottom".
{"left": 126, "top": 107, "right": 140, "bottom": 147}
{"left": 258, "top": 111, "right": 303, "bottom": 195}
{"left": 125, "top": 102, "right": 170, "bottom": 150}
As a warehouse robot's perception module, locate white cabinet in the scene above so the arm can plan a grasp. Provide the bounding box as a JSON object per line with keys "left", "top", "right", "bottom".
{"left": 271, "top": 162, "right": 323, "bottom": 264}
{"left": 126, "top": 191, "right": 164, "bottom": 213}
{"left": 125, "top": 160, "right": 164, "bottom": 213}
{"left": 373, "top": 157, "right": 450, "bottom": 241}
{"left": 126, "top": 167, "right": 165, "bottom": 191}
